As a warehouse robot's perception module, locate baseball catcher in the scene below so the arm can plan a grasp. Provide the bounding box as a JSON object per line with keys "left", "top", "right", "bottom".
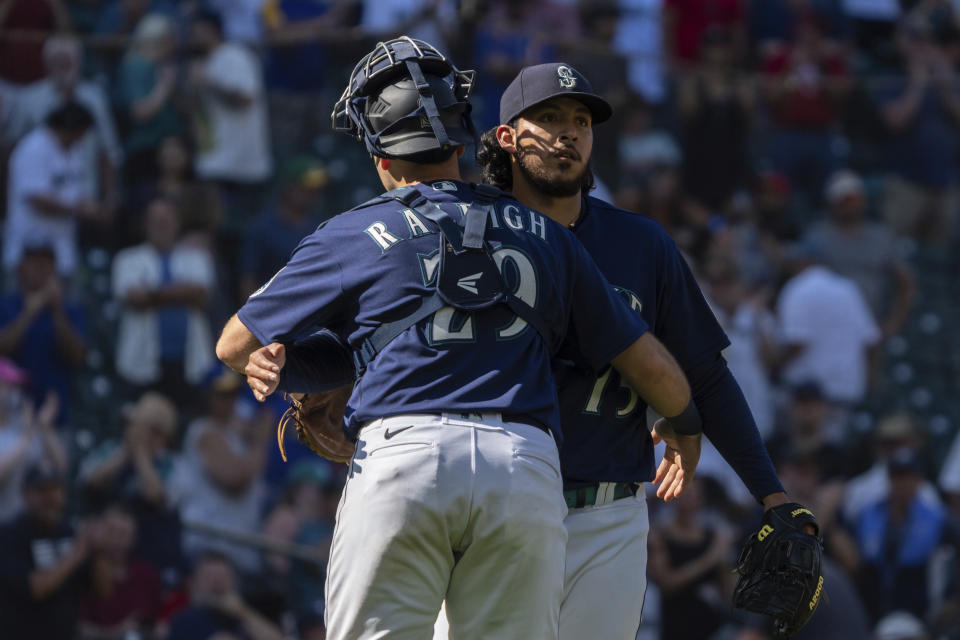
{"left": 733, "top": 502, "right": 825, "bottom": 637}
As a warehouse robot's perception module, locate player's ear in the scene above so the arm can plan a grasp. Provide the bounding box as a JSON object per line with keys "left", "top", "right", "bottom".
{"left": 496, "top": 124, "right": 518, "bottom": 153}
{"left": 374, "top": 156, "right": 391, "bottom": 171}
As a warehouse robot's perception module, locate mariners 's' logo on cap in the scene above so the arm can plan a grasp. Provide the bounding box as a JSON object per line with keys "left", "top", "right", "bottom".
{"left": 557, "top": 65, "right": 577, "bottom": 88}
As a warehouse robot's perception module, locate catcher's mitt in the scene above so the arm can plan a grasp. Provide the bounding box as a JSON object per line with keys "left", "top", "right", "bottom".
{"left": 278, "top": 385, "right": 355, "bottom": 464}
{"left": 733, "top": 503, "right": 824, "bottom": 637}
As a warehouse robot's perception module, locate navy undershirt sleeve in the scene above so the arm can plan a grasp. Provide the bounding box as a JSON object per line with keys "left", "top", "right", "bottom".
{"left": 687, "top": 353, "right": 785, "bottom": 503}
{"left": 277, "top": 330, "right": 355, "bottom": 394}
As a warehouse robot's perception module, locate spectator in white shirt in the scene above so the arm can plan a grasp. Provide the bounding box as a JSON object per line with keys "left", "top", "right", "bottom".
{"left": 111, "top": 197, "right": 216, "bottom": 412}
{"left": 188, "top": 9, "right": 272, "bottom": 304}
{"left": 703, "top": 255, "right": 776, "bottom": 439}
{"left": 189, "top": 10, "right": 272, "bottom": 189}
{"left": 613, "top": 0, "right": 667, "bottom": 104}
{"left": 4, "top": 103, "right": 108, "bottom": 277}
{"left": 4, "top": 35, "right": 122, "bottom": 171}
{"left": 776, "top": 240, "right": 881, "bottom": 404}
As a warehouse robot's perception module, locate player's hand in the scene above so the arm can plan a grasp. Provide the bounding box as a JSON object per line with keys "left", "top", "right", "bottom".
{"left": 245, "top": 343, "right": 285, "bottom": 402}
{"left": 650, "top": 418, "right": 700, "bottom": 502}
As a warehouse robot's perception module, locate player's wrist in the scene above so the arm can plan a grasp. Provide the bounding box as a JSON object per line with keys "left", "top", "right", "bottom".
{"left": 761, "top": 492, "right": 789, "bottom": 511}
{"left": 664, "top": 400, "right": 701, "bottom": 435}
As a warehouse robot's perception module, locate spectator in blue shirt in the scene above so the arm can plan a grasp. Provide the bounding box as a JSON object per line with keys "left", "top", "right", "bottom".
{"left": 873, "top": 16, "right": 960, "bottom": 245}
{"left": 0, "top": 242, "right": 85, "bottom": 426}
{"left": 854, "top": 447, "right": 960, "bottom": 622}
{"left": 112, "top": 197, "right": 216, "bottom": 412}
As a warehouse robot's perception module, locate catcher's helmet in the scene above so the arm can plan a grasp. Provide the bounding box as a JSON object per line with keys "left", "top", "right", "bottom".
{"left": 331, "top": 36, "right": 477, "bottom": 162}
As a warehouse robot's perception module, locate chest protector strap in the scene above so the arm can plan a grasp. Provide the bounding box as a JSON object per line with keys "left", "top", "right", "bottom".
{"left": 351, "top": 184, "right": 551, "bottom": 376}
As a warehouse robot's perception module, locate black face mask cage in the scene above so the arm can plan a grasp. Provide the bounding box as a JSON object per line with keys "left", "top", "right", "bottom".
{"left": 331, "top": 36, "right": 476, "bottom": 158}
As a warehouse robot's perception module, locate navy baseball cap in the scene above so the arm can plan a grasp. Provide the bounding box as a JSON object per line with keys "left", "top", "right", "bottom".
{"left": 500, "top": 62, "right": 613, "bottom": 125}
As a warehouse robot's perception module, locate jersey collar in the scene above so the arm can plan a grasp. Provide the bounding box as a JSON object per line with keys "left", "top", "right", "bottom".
{"left": 566, "top": 194, "right": 591, "bottom": 233}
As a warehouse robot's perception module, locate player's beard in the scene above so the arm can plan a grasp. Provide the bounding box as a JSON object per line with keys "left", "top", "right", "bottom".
{"left": 516, "top": 148, "right": 588, "bottom": 198}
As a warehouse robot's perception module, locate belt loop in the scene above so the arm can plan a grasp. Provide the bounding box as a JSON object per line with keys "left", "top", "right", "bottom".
{"left": 596, "top": 482, "right": 613, "bottom": 506}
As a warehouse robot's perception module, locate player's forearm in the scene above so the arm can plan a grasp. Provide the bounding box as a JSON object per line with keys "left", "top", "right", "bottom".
{"left": 761, "top": 492, "right": 789, "bottom": 510}
{"left": 611, "top": 333, "right": 692, "bottom": 420}
{"left": 278, "top": 330, "right": 355, "bottom": 394}
{"left": 216, "top": 314, "right": 264, "bottom": 373}
{"left": 689, "top": 355, "right": 784, "bottom": 502}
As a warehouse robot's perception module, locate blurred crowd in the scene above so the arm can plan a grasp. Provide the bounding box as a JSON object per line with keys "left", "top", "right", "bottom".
{"left": 2, "top": 0, "right": 960, "bottom": 639}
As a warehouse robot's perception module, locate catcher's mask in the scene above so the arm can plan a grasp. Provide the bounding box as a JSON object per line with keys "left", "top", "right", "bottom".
{"left": 331, "top": 36, "right": 477, "bottom": 162}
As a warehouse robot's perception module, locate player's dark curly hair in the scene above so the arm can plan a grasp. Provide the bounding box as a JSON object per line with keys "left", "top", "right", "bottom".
{"left": 477, "top": 125, "right": 595, "bottom": 193}
{"left": 478, "top": 127, "right": 514, "bottom": 191}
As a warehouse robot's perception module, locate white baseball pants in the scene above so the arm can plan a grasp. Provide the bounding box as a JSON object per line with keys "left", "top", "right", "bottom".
{"left": 559, "top": 490, "right": 649, "bottom": 640}
{"left": 434, "top": 486, "right": 649, "bottom": 640}
{"left": 325, "top": 413, "right": 568, "bottom": 640}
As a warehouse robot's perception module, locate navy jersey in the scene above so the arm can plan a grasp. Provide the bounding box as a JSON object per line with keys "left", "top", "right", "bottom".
{"left": 558, "top": 196, "right": 730, "bottom": 487}
{"left": 238, "top": 181, "right": 648, "bottom": 439}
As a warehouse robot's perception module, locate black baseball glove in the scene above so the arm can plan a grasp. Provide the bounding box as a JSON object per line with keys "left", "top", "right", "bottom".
{"left": 732, "top": 503, "right": 824, "bottom": 637}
